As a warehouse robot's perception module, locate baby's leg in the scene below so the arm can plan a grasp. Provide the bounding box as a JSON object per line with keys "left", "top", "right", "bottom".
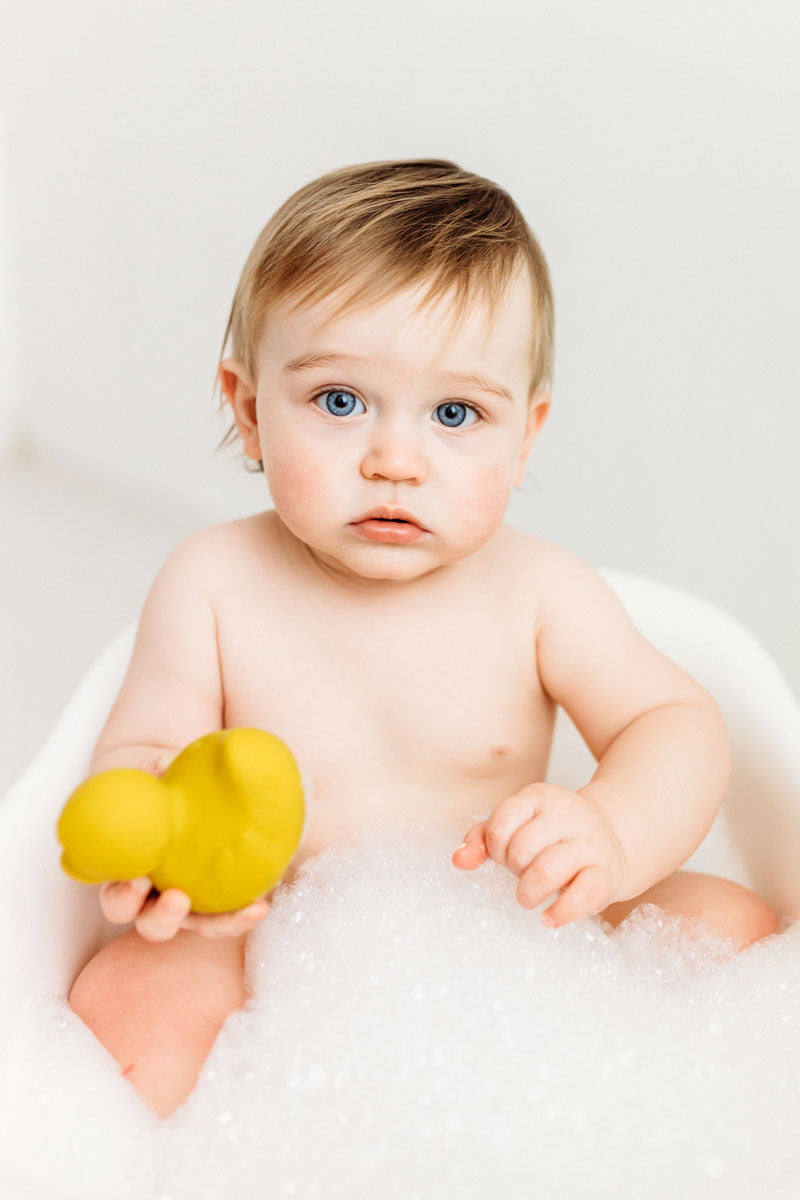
{"left": 68, "top": 928, "right": 247, "bottom": 1116}
{"left": 600, "top": 870, "right": 781, "bottom": 949}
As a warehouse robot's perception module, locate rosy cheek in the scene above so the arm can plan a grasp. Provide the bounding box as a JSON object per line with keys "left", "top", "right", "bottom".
{"left": 465, "top": 467, "right": 513, "bottom": 529}
{"left": 263, "top": 446, "right": 326, "bottom": 517}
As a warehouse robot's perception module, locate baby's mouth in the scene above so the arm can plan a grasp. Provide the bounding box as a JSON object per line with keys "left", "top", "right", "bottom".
{"left": 350, "top": 509, "right": 430, "bottom": 544}
{"left": 352, "top": 507, "right": 428, "bottom": 530}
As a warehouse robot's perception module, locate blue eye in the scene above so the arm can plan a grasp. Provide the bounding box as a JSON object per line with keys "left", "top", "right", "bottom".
{"left": 434, "top": 402, "right": 479, "bottom": 428}
{"left": 314, "top": 389, "right": 365, "bottom": 417}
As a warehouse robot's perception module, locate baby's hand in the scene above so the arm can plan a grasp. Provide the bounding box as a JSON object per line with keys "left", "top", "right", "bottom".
{"left": 452, "top": 783, "right": 627, "bottom": 928}
{"left": 99, "top": 879, "right": 270, "bottom": 941}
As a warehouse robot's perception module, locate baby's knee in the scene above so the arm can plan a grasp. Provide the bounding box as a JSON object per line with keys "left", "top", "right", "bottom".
{"left": 69, "top": 927, "right": 248, "bottom": 1114}
{"left": 676, "top": 873, "right": 780, "bottom": 948}
{"left": 70, "top": 927, "right": 246, "bottom": 1030}
{"left": 603, "top": 871, "right": 781, "bottom": 950}
{"left": 711, "top": 879, "right": 782, "bottom": 947}
{"left": 69, "top": 928, "right": 143, "bottom": 1033}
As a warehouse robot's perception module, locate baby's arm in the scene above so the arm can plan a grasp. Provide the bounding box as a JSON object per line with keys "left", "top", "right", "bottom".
{"left": 86, "top": 532, "right": 269, "bottom": 941}
{"left": 455, "top": 548, "right": 730, "bottom": 925}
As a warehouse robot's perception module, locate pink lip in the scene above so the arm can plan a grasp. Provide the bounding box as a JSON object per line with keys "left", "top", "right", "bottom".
{"left": 353, "top": 506, "right": 428, "bottom": 528}
{"left": 349, "top": 506, "right": 430, "bottom": 545}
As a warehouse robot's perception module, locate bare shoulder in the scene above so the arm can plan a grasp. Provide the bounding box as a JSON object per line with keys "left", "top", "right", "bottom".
{"left": 172, "top": 510, "right": 278, "bottom": 556}
{"left": 167, "top": 511, "right": 283, "bottom": 580}
{"left": 90, "top": 513, "right": 284, "bottom": 760}
{"left": 491, "top": 524, "right": 600, "bottom": 595}
{"left": 487, "top": 527, "right": 632, "bottom": 654}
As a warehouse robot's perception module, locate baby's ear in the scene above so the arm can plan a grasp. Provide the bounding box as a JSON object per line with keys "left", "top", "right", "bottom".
{"left": 514, "top": 389, "right": 550, "bottom": 485}
{"left": 219, "top": 358, "right": 261, "bottom": 460}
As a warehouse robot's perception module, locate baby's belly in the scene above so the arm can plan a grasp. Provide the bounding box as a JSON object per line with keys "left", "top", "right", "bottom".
{"left": 278, "top": 767, "right": 544, "bottom": 889}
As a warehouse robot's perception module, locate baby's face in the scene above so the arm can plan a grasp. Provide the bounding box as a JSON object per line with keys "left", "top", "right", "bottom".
{"left": 229, "top": 268, "right": 549, "bottom": 586}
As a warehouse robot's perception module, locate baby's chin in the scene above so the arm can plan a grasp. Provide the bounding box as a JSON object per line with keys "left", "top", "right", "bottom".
{"left": 276, "top": 513, "right": 498, "bottom": 588}
{"left": 307, "top": 542, "right": 450, "bottom": 589}
{"left": 304, "top": 523, "right": 500, "bottom": 585}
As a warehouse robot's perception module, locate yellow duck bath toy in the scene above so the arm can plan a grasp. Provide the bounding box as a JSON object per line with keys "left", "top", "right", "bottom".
{"left": 56, "top": 728, "right": 305, "bottom": 913}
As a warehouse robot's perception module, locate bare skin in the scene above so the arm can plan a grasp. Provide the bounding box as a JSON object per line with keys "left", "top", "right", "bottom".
{"left": 69, "top": 275, "right": 780, "bottom": 1115}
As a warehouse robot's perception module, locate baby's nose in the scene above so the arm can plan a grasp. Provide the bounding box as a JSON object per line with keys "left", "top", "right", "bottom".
{"left": 360, "top": 423, "right": 428, "bottom": 485}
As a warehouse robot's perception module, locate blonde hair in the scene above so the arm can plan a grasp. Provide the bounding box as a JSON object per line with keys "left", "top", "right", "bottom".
{"left": 216, "top": 158, "right": 554, "bottom": 467}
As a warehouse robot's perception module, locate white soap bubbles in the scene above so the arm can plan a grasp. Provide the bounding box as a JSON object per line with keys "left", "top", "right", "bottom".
{"left": 2, "top": 816, "right": 799, "bottom": 1200}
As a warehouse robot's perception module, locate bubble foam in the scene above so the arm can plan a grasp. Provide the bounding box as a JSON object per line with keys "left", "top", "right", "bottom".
{"left": 4, "top": 818, "right": 799, "bottom": 1200}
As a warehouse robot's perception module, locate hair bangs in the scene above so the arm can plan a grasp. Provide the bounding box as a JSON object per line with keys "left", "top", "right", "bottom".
{"left": 216, "top": 159, "right": 554, "bottom": 465}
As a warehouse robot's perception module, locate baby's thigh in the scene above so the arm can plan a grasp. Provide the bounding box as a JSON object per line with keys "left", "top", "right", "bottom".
{"left": 600, "top": 870, "right": 781, "bottom": 949}
{"left": 69, "top": 927, "right": 247, "bottom": 1112}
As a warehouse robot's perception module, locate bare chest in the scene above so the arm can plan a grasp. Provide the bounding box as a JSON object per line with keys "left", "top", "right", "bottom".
{"left": 222, "top": 591, "right": 549, "bottom": 806}
{"left": 209, "top": 521, "right": 555, "bottom": 860}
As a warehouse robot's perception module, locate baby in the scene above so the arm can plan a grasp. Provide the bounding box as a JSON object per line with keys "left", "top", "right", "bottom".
{"left": 68, "top": 158, "right": 780, "bottom": 1116}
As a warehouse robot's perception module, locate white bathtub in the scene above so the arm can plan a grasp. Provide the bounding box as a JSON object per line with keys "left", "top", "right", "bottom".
{"left": 1, "top": 569, "right": 799, "bottom": 1199}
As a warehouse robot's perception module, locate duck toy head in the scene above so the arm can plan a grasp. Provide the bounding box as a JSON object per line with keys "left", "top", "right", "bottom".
{"left": 57, "top": 728, "right": 305, "bottom": 913}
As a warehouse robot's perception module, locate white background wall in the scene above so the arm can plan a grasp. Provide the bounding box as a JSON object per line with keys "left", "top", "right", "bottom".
{"left": 2, "top": 0, "right": 799, "bottom": 691}
{"left": 0, "top": 143, "right": 16, "bottom": 458}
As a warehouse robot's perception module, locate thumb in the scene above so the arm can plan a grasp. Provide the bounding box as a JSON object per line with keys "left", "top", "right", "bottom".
{"left": 452, "top": 822, "right": 488, "bottom": 870}
{"left": 139, "top": 751, "right": 177, "bottom": 778}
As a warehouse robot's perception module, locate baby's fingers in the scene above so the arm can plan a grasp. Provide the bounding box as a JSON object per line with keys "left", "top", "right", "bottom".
{"left": 99, "top": 877, "right": 153, "bottom": 924}
{"left": 544, "top": 864, "right": 614, "bottom": 926}
{"left": 452, "top": 822, "right": 488, "bottom": 870}
{"left": 483, "top": 790, "right": 544, "bottom": 865}
{"left": 134, "top": 888, "right": 192, "bottom": 942}
{"left": 182, "top": 899, "right": 271, "bottom": 939}
{"left": 542, "top": 865, "right": 612, "bottom": 928}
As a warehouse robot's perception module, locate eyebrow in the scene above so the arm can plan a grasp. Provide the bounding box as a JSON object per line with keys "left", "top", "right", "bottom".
{"left": 281, "top": 350, "right": 515, "bottom": 403}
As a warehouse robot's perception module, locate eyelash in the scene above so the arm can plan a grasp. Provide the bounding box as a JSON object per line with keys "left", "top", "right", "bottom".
{"left": 309, "top": 387, "right": 486, "bottom": 427}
